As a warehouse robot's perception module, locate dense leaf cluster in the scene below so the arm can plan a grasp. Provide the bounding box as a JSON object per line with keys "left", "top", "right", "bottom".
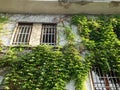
{"left": 2, "top": 14, "right": 120, "bottom": 90}
{"left": 0, "top": 15, "right": 8, "bottom": 54}
{"left": 72, "top": 15, "right": 120, "bottom": 74}
{"left": 0, "top": 15, "right": 90, "bottom": 90}
{"left": 0, "top": 45, "right": 90, "bottom": 90}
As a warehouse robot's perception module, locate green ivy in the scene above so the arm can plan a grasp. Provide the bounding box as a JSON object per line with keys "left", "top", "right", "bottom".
{"left": 2, "top": 14, "right": 120, "bottom": 90}
{"left": 64, "top": 26, "right": 75, "bottom": 44}
{"left": 0, "top": 15, "right": 8, "bottom": 52}
{"left": 72, "top": 15, "right": 120, "bottom": 74}
{"left": 0, "top": 15, "right": 91, "bottom": 90}
{"left": 0, "top": 45, "right": 90, "bottom": 90}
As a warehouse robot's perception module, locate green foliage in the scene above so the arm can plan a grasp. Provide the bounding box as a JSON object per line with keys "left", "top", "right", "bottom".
{"left": 1, "top": 45, "right": 90, "bottom": 90}
{"left": 0, "top": 15, "right": 90, "bottom": 90}
{"left": 2, "top": 14, "right": 120, "bottom": 90}
{"left": 64, "top": 26, "right": 75, "bottom": 44}
{"left": 0, "top": 15, "right": 8, "bottom": 23}
{"left": 0, "top": 15, "right": 8, "bottom": 33}
{"left": 72, "top": 15, "right": 120, "bottom": 74}
{"left": 0, "top": 15, "right": 8, "bottom": 52}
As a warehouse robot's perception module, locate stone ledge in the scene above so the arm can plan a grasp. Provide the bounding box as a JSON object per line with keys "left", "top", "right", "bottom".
{"left": 0, "top": 0, "right": 120, "bottom": 14}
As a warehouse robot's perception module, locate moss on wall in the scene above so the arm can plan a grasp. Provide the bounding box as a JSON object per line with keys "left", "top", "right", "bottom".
{"left": 0, "top": 15, "right": 8, "bottom": 51}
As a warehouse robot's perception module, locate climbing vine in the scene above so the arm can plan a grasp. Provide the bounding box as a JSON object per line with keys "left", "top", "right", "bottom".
{"left": 64, "top": 26, "right": 75, "bottom": 43}
{"left": 1, "top": 14, "right": 120, "bottom": 90}
{"left": 0, "top": 45, "right": 90, "bottom": 90}
{"left": 72, "top": 15, "right": 120, "bottom": 74}
{"left": 0, "top": 14, "right": 91, "bottom": 90}
{"left": 0, "top": 15, "right": 8, "bottom": 53}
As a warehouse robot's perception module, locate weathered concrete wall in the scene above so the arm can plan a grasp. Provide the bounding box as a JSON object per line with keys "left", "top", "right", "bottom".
{"left": 1, "top": 14, "right": 81, "bottom": 46}
{"left": 0, "top": 0, "right": 120, "bottom": 14}
{"left": 0, "top": 13, "right": 92, "bottom": 90}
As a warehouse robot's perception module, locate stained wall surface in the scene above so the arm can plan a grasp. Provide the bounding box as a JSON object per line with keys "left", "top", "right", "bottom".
{"left": 0, "top": 14, "right": 92, "bottom": 90}
{"left": 0, "top": 0, "right": 120, "bottom": 14}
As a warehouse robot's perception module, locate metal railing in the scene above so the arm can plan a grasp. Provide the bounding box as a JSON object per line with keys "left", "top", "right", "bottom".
{"left": 41, "top": 24, "right": 57, "bottom": 45}
{"left": 91, "top": 67, "right": 120, "bottom": 90}
{"left": 12, "top": 23, "right": 33, "bottom": 45}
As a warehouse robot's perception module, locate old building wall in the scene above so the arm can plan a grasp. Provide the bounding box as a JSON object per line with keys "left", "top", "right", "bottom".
{"left": 0, "top": 0, "right": 120, "bottom": 14}
{"left": 0, "top": 14, "right": 92, "bottom": 90}
{"left": 1, "top": 14, "right": 81, "bottom": 46}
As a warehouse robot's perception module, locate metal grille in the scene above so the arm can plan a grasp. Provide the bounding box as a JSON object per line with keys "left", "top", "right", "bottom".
{"left": 41, "top": 24, "right": 57, "bottom": 45}
{"left": 91, "top": 67, "right": 120, "bottom": 90}
{"left": 12, "top": 23, "right": 33, "bottom": 45}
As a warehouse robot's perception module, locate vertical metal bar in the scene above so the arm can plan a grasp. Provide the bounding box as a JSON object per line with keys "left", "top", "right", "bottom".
{"left": 117, "top": 77, "right": 120, "bottom": 89}
{"left": 50, "top": 25, "right": 52, "bottom": 45}
{"left": 17, "top": 25, "right": 21, "bottom": 44}
{"left": 98, "top": 67, "right": 103, "bottom": 89}
{"left": 28, "top": 25, "right": 33, "bottom": 45}
{"left": 19, "top": 25, "right": 24, "bottom": 44}
{"left": 43, "top": 25, "right": 47, "bottom": 43}
{"left": 110, "top": 71, "right": 116, "bottom": 90}
{"left": 25, "top": 25, "right": 29, "bottom": 44}
{"left": 22, "top": 25, "right": 27, "bottom": 44}
{"left": 16, "top": 25, "right": 23, "bottom": 45}
{"left": 20, "top": 25, "right": 26, "bottom": 44}
{"left": 16, "top": 25, "right": 21, "bottom": 45}
{"left": 95, "top": 67, "right": 99, "bottom": 89}
{"left": 40, "top": 24, "right": 44, "bottom": 44}
{"left": 24, "top": 25, "right": 28, "bottom": 44}
{"left": 12, "top": 25, "right": 19, "bottom": 45}
{"left": 50, "top": 25, "right": 54, "bottom": 45}
{"left": 23, "top": 25, "right": 26, "bottom": 44}
{"left": 52, "top": 25, "right": 54, "bottom": 45}
{"left": 47, "top": 25, "right": 49, "bottom": 44}
{"left": 25, "top": 25, "right": 30, "bottom": 44}
{"left": 53, "top": 25, "right": 55, "bottom": 45}
{"left": 43, "top": 24, "right": 45, "bottom": 44}
{"left": 113, "top": 71, "right": 119, "bottom": 90}
{"left": 116, "top": 73, "right": 120, "bottom": 89}
{"left": 100, "top": 68, "right": 104, "bottom": 90}
{"left": 90, "top": 69, "right": 95, "bottom": 90}
{"left": 103, "top": 74, "right": 110, "bottom": 90}
{"left": 54, "top": 25, "right": 56, "bottom": 45}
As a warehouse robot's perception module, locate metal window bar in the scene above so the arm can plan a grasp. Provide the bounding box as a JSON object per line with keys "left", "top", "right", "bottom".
{"left": 12, "top": 23, "right": 33, "bottom": 45}
{"left": 41, "top": 24, "right": 57, "bottom": 45}
{"left": 91, "top": 67, "right": 120, "bottom": 90}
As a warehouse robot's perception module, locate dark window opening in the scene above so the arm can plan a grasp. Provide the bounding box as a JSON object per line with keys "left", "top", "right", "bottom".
{"left": 12, "top": 23, "right": 33, "bottom": 45}
{"left": 114, "top": 24, "right": 120, "bottom": 39}
{"left": 41, "top": 23, "right": 57, "bottom": 45}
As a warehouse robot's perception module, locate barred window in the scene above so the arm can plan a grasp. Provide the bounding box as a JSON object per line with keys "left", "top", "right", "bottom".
{"left": 11, "top": 23, "right": 57, "bottom": 46}
{"left": 91, "top": 67, "right": 120, "bottom": 90}
{"left": 12, "top": 23, "right": 33, "bottom": 45}
{"left": 40, "top": 24, "right": 57, "bottom": 45}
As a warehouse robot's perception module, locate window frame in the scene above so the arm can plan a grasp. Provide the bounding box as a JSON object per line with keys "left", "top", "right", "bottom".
{"left": 40, "top": 23, "right": 57, "bottom": 45}
{"left": 90, "top": 66, "right": 120, "bottom": 90}
{"left": 11, "top": 22, "right": 58, "bottom": 46}
{"left": 11, "top": 22, "right": 33, "bottom": 45}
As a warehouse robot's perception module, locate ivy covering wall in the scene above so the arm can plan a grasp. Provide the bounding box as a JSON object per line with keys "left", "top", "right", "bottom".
{"left": 72, "top": 15, "right": 120, "bottom": 74}
{"left": 0, "top": 15, "right": 8, "bottom": 53}
{"left": 0, "top": 14, "right": 120, "bottom": 90}
{"left": 0, "top": 45, "right": 90, "bottom": 90}
{"left": 0, "top": 15, "right": 90, "bottom": 90}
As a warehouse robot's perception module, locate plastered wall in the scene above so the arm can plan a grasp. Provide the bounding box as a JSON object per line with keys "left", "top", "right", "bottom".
{"left": 0, "top": 14, "right": 92, "bottom": 90}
